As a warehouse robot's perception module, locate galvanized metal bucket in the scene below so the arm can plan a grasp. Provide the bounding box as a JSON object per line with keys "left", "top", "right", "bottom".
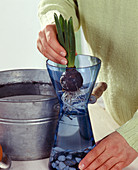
{"left": 0, "top": 69, "right": 59, "bottom": 161}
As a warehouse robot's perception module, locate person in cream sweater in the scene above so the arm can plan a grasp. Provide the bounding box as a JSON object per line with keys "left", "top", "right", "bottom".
{"left": 37, "top": 0, "right": 138, "bottom": 169}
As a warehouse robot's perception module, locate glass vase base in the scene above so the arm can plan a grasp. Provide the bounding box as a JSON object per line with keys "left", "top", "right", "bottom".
{"left": 49, "top": 145, "right": 95, "bottom": 170}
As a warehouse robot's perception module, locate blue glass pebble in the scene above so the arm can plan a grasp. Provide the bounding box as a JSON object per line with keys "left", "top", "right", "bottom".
{"left": 50, "top": 156, "right": 54, "bottom": 162}
{"left": 59, "top": 162, "right": 66, "bottom": 169}
{"left": 66, "top": 155, "right": 72, "bottom": 160}
{"left": 58, "top": 155, "right": 66, "bottom": 161}
{"left": 75, "top": 157, "right": 81, "bottom": 163}
{"left": 68, "top": 167, "right": 76, "bottom": 170}
{"left": 55, "top": 160, "right": 59, "bottom": 164}
{"left": 52, "top": 162, "right": 56, "bottom": 168}
{"left": 64, "top": 166, "right": 69, "bottom": 170}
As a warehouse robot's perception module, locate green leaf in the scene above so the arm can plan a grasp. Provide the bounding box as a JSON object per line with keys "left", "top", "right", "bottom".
{"left": 59, "top": 14, "right": 64, "bottom": 33}
{"left": 64, "top": 19, "right": 69, "bottom": 62}
{"left": 54, "top": 13, "right": 65, "bottom": 48}
{"left": 68, "top": 17, "right": 75, "bottom": 67}
{"left": 54, "top": 13, "right": 76, "bottom": 67}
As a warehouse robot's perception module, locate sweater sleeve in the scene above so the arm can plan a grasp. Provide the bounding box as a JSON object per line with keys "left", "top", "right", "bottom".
{"left": 38, "top": 0, "right": 80, "bottom": 30}
{"left": 116, "top": 110, "right": 138, "bottom": 152}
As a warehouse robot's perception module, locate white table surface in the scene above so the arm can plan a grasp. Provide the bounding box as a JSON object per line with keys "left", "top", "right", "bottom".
{"left": 10, "top": 104, "right": 138, "bottom": 170}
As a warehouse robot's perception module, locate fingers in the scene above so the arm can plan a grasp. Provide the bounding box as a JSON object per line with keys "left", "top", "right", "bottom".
{"left": 79, "top": 148, "right": 124, "bottom": 170}
{"left": 79, "top": 143, "right": 106, "bottom": 169}
{"left": 86, "top": 152, "right": 112, "bottom": 170}
{"left": 79, "top": 145, "right": 123, "bottom": 170}
{"left": 37, "top": 38, "right": 59, "bottom": 63}
{"left": 37, "top": 24, "right": 67, "bottom": 65}
{"left": 45, "top": 25, "right": 66, "bottom": 56}
{"left": 97, "top": 157, "right": 122, "bottom": 170}
{"left": 79, "top": 132, "right": 137, "bottom": 170}
{"left": 110, "top": 162, "right": 124, "bottom": 170}
{"left": 92, "top": 82, "right": 107, "bottom": 99}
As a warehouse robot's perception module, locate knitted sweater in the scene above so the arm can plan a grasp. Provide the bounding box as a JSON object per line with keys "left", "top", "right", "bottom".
{"left": 38, "top": 0, "right": 138, "bottom": 152}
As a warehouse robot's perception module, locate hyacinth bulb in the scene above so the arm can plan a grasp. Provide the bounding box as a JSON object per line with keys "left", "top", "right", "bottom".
{"left": 60, "top": 67, "right": 83, "bottom": 92}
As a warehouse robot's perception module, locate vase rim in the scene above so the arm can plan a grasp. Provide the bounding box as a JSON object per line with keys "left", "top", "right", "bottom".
{"left": 46, "top": 54, "right": 101, "bottom": 69}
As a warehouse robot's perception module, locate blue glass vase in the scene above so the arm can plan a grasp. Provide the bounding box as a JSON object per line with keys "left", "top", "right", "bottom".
{"left": 46, "top": 55, "right": 101, "bottom": 170}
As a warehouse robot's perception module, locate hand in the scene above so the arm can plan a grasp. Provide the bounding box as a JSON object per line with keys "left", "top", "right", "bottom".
{"left": 37, "top": 24, "right": 67, "bottom": 65}
{"left": 79, "top": 131, "right": 138, "bottom": 170}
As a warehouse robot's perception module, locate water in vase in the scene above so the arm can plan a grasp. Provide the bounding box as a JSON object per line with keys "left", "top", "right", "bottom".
{"left": 49, "top": 88, "right": 95, "bottom": 170}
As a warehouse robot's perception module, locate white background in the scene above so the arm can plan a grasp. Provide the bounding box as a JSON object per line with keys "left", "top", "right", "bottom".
{"left": 0, "top": 0, "right": 46, "bottom": 71}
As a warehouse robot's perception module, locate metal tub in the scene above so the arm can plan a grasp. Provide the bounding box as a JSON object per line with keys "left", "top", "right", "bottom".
{"left": 0, "top": 69, "right": 59, "bottom": 161}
